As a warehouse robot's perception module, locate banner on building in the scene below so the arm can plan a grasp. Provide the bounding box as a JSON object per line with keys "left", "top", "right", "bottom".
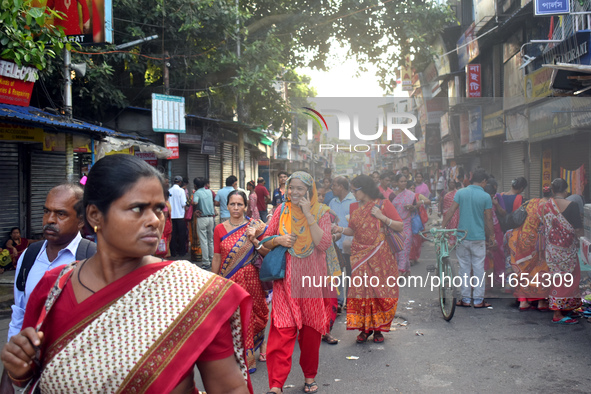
{"left": 483, "top": 110, "right": 504, "bottom": 138}
{"left": 401, "top": 55, "right": 413, "bottom": 92}
{"left": 468, "top": 107, "right": 482, "bottom": 142}
{"left": 457, "top": 23, "right": 480, "bottom": 69}
{"left": 0, "top": 123, "right": 43, "bottom": 142}
{"left": 528, "top": 97, "right": 572, "bottom": 142}
{"left": 542, "top": 149, "right": 552, "bottom": 190}
{"left": 466, "top": 64, "right": 481, "bottom": 98}
{"left": 442, "top": 140, "right": 454, "bottom": 160}
{"left": 440, "top": 113, "right": 450, "bottom": 138}
{"left": 34, "top": 0, "right": 113, "bottom": 44}
{"left": 0, "top": 60, "right": 37, "bottom": 106}
{"left": 135, "top": 152, "right": 158, "bottom": 166}
{"left": 152, "top": 94, "right": 186, "bottom": 133}
{"left": 525, "top": 67, "right": 553, "bottom": 103}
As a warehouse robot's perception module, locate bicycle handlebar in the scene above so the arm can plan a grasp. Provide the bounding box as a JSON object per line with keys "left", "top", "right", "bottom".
{"left": 420, "top": 228, "right": 467, "bottom": 243}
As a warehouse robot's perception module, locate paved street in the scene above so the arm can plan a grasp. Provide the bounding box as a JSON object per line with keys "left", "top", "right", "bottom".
{"left": 0, "top": 238, "right": 590, "bottom": 393}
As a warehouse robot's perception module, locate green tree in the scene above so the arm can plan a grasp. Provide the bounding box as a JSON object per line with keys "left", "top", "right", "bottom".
{"left": 0, "top": 0, "right": 67, "bottom": 70}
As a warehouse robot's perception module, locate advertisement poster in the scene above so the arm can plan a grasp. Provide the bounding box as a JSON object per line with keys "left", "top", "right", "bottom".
{"left": 164, "top": 133, "right": 179, "bottom": 159}
{"left": 542, "top": 149, "right": 552, "bottom": 190}
{"left": 33, "top": 0, "right": 113, "bottom": 44}
{"left": 0, "top": 60, "right": 37, "bottom": 106}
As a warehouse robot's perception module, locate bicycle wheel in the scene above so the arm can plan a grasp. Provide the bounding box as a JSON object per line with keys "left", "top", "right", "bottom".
{"left": 439, "top": 257, "right": 456, "bottom": 321}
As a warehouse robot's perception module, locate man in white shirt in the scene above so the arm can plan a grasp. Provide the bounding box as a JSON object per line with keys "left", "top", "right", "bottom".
{"left": 2, "top": 184, "right": 93, "bottom": 391}
{"left": 169, "top": 175, "right": 188, "bottom": 257}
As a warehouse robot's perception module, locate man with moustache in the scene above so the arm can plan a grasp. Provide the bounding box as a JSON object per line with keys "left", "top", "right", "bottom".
{"left": 1, "top": 183, "right": 96, "bottom": 392}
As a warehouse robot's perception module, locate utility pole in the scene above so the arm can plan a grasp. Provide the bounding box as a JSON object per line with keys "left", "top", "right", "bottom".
{"left": 63, "top": 48, "right": 74, "bottom": 182}
{"left": 236, "top": 0, "right": 245, "bottom": 189}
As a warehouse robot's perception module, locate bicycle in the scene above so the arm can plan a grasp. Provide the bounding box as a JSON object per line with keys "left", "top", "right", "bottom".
{"left": 420, "top": 228, "right": 467, "bottom": 321}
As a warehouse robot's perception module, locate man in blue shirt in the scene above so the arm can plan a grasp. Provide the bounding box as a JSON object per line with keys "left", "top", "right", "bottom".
{"left": 193, "top": 177, "right": 216, "bottom": 269}
{"left": 215, "top": 175, "right": 238, "bottom": 220}
{"left": 322, "top": 177, "right": 335, "bottom": 204}
{"left": 441, "top": 169, "right": 494, "bottom": 308}
{"left": 272, "top": 171, "right": 288, "bottom": 209}
{"left": 329, "top": 177, "right": 356, "bottom": 310}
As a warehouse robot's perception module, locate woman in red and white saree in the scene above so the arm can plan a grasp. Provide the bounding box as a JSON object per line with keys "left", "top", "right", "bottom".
{"left": 1, "top": 155, "right": 253, "bottom": 394}
{"left": 337, "top": 175, "right": 402, "bottom": 344}
{"left": 539, "top": 178, "right": 583, "bottom": 325}
{"left": 212, "top": 190, "right": 269, "bottom": 373}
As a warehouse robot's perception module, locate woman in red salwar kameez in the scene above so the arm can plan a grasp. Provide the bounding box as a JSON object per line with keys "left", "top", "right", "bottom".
{"left": 263, "top": 171, "right": 332, "bottom": 394}
{"left": 212, "top": 190, "right": 269, "bottom": 374}
{"left": 1, "top": 155, "right": 253, "bottom": 394}
{"left": 335, "top": 175, "right": 403, "bottom": 344}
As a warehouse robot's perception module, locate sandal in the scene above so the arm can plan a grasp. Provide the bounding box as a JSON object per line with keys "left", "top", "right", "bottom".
{"left": 322, "top": 333, "right": 339, "bottom": 345}
{"left": 552, "top": 316, "right": 579, "bottom": 325}
{"left": 356, "top": 330, "right": 373, "bottom": 343}
{"left": 456, "top": 300, "right": 471, "bottom": 307}
{"left": 303, "top": 381, "right": 318, "bottom": 393}
{"left": 259, "top": 352, "right": 267, "bottom": 362}
{"left": 373, "top": 331, "right": 384, "bottom": 343}
{"left": 473, "top": 301, "right": 492, "bottom": 308}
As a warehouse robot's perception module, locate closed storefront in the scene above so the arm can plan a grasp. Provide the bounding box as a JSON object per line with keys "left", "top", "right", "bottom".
{"left": 0, "top": 143, "right": 22, "bottom": 240}
{"left": 187, "top": 147, "right": 207, "bottom": 185}
{"left": 245, "top": 149, "right": 252, "bottom": 183}
{"left": 222, "top": 143, "right": 236, "bottom": 184}
{"left": 170, "top": 146, "right": 188, "bottom": 180}
{"left": 30, "top": 150, "right": 66, "bottom": 236}
{"left": 208, "top": 142, "right": 222, "bottom": 191}
{"left": 528, "top": 142, "right": 542, "bottom": 199}
{"left": 501, "top": 142, "right": 526, "bottom": 193}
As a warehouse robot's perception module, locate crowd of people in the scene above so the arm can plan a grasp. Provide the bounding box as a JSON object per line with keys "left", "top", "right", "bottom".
{"left": 0, "top": 155, "right": 588, "bottom": 393}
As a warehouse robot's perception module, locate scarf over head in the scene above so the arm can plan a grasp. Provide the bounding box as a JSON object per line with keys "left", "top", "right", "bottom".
{"left": 280, "top": 171, "right": 329, "bottom": 258}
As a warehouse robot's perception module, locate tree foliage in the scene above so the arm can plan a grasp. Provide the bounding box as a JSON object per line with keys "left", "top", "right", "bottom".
{"left": 0, "top": 0, "right": 67, "bottom": 70}
{"left": 10, "top": 0, "right": 454, "bottom": 128}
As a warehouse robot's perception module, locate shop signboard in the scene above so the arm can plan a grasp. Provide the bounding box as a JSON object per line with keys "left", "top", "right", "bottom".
{"left": 440, "top": 113, "right": 450, "bottom": 138}
{"left": 0, "top": 60, "right": 37, "bottom": 107}
{"left": 524, "top": 67, "right": 553, "bottom": 103}
{"left": 426, "top": 99, "right": 445, "bottom": 124}
{"left": 571, "top": 97, "right": 591, "bottom": 128}
{"left": 505, "top": 111, "right": 529, "bottom": 141}
{"left": 34, "top": 0, "right": 113, "bottom": 44}
{"left": 468, "top": 107, "right": 482, "bottom": 143}
{"left": 0, "top": 123, "right": 43, "bottom": 142}
{"left": 401, "top": 55, "right": 413, "bottom": 91}
{"left": 483, "top": 110, "right": 504, "bottom": 138}
{"left": 179, "top": 133, "right": 201, "bottom": 144}
{"left": 432, "top": 35, "right": 451, "bottom": 76}
{"left": 528, "top": 97, "right": 572, "bottom": 142}
{"left": 542, "top": 149, "right": 552, "bottom": 190}
{"left": 457, "top": 23, "right": 480, "bottom": 70}
{"left": 414, "top": 140, "right": 428, "bottom": 163}
{"left": 460, "top": 112, "right": 470, "bottom": 145}
{"left": 534, "top": 0, "right": 570, "bottom": 16}
{"left": 466, "top": 64, "right": 481, "bottom": 98}
{"left": 442, "top": 140, "right": 455, "bottom": 159}
{"left": 135, "top": 152, "right": 158, "bottom": 166}
{"left": 542, "top": 31, "right": 590, "bottom": 65}
{"left": 503, "top": 53, "right": 525, "bottom": 110}
{"left": 164, "top": 133, "right": 179, "bottom": 159}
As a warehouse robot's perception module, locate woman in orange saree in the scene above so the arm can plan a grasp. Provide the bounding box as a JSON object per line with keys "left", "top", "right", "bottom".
{"left": 336, "top": 175, "right": 403, "bottom": 344}
{"left": 507, "top": 191, "right": 550, "bottom": 311}
{"left": 212, "top": 190, "right": 269, "bottom": 374}
{"left": 2, "top": 155, "right": 253, "bottom": 394}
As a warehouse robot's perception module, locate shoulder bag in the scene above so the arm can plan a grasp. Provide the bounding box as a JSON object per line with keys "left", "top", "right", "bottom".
{"left": 378, "top": 200, "right": 405, "bottom": 253}
{"left": 258, "top": 204, "right": 287, "bottom": 282}
{"left": 501, "top": 200, "right": 529, "bottom": 232}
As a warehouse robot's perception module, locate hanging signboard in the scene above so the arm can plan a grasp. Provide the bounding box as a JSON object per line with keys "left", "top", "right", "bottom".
{"left": 466, "top": 64, "right": 482, "bottom": 98}
{"left": 401, "top": 55, "right": 413, "bottom": 92}
{"left": 534, "top": 0, "right": 570, "bottom": 16}
{"left": 164, "top": 133, "right": 179, "bottom": 159}
{"left": 0, "top": 123, "right": 43, "bottom": 142}
{"left": 440, "top": 113, "right": 450, "bottom": 138}
{"left": 152, "top": 94, "right": 186, "bottom": 133}
{"left": 542, "top": 149, "right": 552, "bottom": 190}
{"left": 35, "top": 0, "right": 113, "bottom": 44}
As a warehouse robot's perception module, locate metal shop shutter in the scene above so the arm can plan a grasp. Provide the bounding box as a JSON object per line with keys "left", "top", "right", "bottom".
{"left": 528, "top": 142, "right": 542, "bottom": 199}
{"left": 245, "top": 149, "right": 252, "bottom": 183}
{"left": 0, "top": 143, "right": 21, "bottom": 240}
{"left": 222, "top": 143, "right": 234, "bottom": 184}
{"left": 187, "top": 147, "right": 207, "bottom": 185}
{"left": 501, "top": 142, "right": 525, "bottom": 193}
{"left": 170, "top": 146, "right": 188, "bottom": 181}
{"left": 30, "top": 151, "right": 66, "bottom": 236}
{"left": 208, "top": 143, "right": 222, "bottom": 191}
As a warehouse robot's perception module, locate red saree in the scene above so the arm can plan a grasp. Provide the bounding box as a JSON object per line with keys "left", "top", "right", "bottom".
{"left": 22, "top": 260, "right": 253, "bottom": 393}
{"left": 216, "top": 218, "right": 269, "bottom": 370}
{"left": 346, "top": 200, "right": 400, "bottom": 333}
{"left": 508, "top": 198, "right": 550, "bottom": 300}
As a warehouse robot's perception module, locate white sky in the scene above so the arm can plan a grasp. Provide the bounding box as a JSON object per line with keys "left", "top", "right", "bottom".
{"left": 298, "top": 61, "right": 386, "bottom": 97}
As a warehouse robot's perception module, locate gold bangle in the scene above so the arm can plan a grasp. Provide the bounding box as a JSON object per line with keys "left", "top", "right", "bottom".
{"left": 7, "top": 370, "right": 33, "bottom": 384}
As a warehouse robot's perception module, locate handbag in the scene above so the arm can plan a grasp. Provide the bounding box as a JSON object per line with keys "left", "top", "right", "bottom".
{"left": 500, "top": 201, "right": 528, "bottom": 232}
{"left": 184, "top": 203, "right": 194, "bottom": 220}
{"left": 379, "top": 200, "right": 405, "bottom": 253}
{"left": 258, "top": 236, "right": 287, "bottom": 282}
{"left": 259, "top": 204, "right": 287, "bottom": 282}
{"left": 411, "top": 212, "right": 424, "bottom": 234}
{"left": 415, "top": 195, "right": 429, "bottom": 224}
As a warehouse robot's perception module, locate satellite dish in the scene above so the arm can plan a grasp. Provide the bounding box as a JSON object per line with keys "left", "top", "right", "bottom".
{"left": 70, "top": 63, "right": 87, "bottom": 77}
